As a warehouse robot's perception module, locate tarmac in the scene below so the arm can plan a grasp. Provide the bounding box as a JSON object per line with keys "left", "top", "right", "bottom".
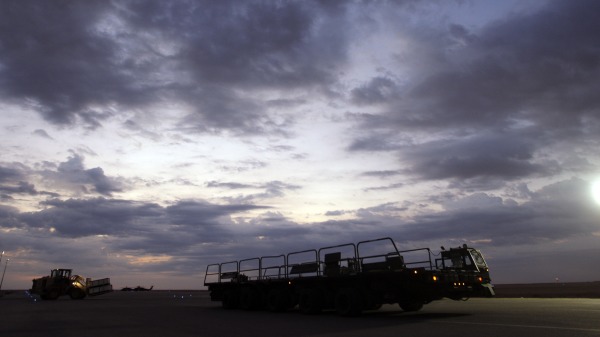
{"left": 1, "top": 284, "right": 599, "bottom": 337}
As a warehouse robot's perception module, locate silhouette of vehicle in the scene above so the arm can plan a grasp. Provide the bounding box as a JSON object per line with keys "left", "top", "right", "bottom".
{"left": 204, "top": 237, "right": 494, "bottom": 316}
{"left": 121, "top": 285, "right": 154, "bottom": 291}
{"left": 30, "top": 268, "right": 113, "bottom": 300}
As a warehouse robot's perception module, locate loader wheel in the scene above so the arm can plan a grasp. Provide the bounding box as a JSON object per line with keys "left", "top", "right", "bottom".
{"left": 41, "top": 289, "right": 60, "bottom": 300}
{"left": 399, "top": 300, "right": 423, "bottom": 312}
{"left": 299, "top": 288, "right": 322, "bottom": 315}
{"left": 69, "top": 288, "right": 86, "bottom": 300}
{"left": 335, "top": 288, "right": 363, "bottom": 317}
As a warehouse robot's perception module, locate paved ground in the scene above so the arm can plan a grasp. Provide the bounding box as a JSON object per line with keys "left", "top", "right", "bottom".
{"left": 494, "top": 281, "right": 600, "bottom": 298}
{"left": 1, "top": 291, "right": 599, "bottom": 337}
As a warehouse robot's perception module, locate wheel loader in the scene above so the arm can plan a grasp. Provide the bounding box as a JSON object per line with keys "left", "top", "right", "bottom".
{"left": 30, "top": 268, "right": 113, "bottom": 300}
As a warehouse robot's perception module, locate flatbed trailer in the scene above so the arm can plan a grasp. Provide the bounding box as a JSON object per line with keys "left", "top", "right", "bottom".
{"left": 204, "top": 237, "right": 494, "bottom": 316}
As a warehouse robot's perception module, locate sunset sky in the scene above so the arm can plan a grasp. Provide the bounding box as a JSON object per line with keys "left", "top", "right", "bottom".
{"left": 1, "top": 0, "right": 599, "bottom": 289}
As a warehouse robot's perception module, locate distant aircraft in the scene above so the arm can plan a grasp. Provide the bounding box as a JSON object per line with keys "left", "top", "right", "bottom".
{"left": 121, "top": 285, "right": 153, "bottom": 291}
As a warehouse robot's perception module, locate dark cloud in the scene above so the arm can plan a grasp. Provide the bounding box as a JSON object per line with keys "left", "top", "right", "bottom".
{"left": 0, "top": 1, "right": 149, "bottom": 128}
{"left": 0, "top": 165, "right": 23, "bottom": 182}
{"left": 0, "top": 181, "right": 37, "bottom": 195}
{"left": 394, "top": 178, "right": 600, "bottom": 246}
{"left": 379, "top": 0, "right": 600, "bottom": 133}
{"left": 13, "top": 197, "right": 268, "bottom": 240}
{"left": 52, "top": 155, "right": 123, "bottom": 196}
{"left": 206, "top": 181, "right": 254, "bottom": 190}
{"left": 348, "top": 0, "right": 600, "bottom": 187}
{"left": 401, "top": 132, "right": 560, "bottom": 181}
{"left": 360, "top": 170, "right": 402, "bottom": 178}
{"left": 32, "top": 129, "right": 53, "bottom": 140}
{"left": 19, "top": 197, "right": 162, "bottom": 237}
{"left": 0, "top": 0, "right": 351, "bottom": 135}
{"left": 0, "top": 155, "right": 122, "bottom": 201}
{"left": 165, "top": 200, "right": 267, "bottom": 227}
{"left": 351, "top": 76, "right": 399, "bottom": 106}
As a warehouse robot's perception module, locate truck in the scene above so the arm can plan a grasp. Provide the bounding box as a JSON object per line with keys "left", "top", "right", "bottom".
{"left": 30, "top": 268, "right": 113, "bottom": 300}
{"left": 204, "top": 237, "right": 494, "bottom": 316}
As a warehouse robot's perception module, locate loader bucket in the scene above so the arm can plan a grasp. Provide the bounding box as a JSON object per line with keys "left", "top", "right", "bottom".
{"left": 87, "top": 278, "right": 113, "bottom": 296}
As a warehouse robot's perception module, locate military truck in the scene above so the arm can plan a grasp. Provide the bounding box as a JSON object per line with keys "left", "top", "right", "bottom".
{"left": 204, "top": 237, "right": 494, "bottom": 316}
{"left": 30, "top": 268, "right": 113, "bottom": 300}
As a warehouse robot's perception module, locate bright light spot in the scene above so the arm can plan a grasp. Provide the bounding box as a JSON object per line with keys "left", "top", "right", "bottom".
{"left": 49, "top": 227, "right": 56, "bottom": 233}
{"left": 592, "top": 180, "right": 600, "bottom": 206}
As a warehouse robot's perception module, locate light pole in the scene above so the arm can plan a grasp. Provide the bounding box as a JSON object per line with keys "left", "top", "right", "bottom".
{"left": 0, "top": 258, "right": 8, "bottom": 292}
{"left": 0, "top": 251, "right": 4, "bottom": 266}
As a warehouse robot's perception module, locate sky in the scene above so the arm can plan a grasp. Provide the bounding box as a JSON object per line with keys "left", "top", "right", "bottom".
{"left": 1, "top": 0, "right": 599, "bottom": 290}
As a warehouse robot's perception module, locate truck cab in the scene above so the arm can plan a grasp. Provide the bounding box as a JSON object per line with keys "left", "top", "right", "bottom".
{"left": 437, "top": 245, "right": 494, "bottom": 296}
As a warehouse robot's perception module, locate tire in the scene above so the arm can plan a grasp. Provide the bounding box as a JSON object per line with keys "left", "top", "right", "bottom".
{"left": 364, "top": 290, "right": 383, "bottom": 311}
{"left": 298, "top": 288, "right": 322, "bottom": 315}
{"left": 239, "top": 287, "right": 260, "bottom": 310}
{"left": 335, "top": 288, "right": 363, "bottom": 317}
{"left": 69, "top": 288, "right": 87, "bottom": 300}
{"left": 222, "top": 290, "right": 239, "bottom": 310}
{"left": 399, "top": 300, "right": 424, "bottom": 312}
{"left": 42, "top": 289, "right": 60, "bottom": 300}
{"left": 267, "top": 289, "right": 289, "bottom": 312}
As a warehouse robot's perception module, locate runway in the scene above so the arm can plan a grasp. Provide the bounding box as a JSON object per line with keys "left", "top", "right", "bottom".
{"left": 1, "top": 291, "right": 599, "bottom": 337}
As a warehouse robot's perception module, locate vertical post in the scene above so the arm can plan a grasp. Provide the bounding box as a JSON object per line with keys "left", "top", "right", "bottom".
{"left": 0, "top": 251, "right": 4, "bottom": 266}
{"left": 0, "top": 258, "right": 9, "bottom": 292}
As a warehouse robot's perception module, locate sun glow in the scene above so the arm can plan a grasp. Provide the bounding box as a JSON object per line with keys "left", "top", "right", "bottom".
{"left": 592, "top": 180, "right": 600, "bottom": 206}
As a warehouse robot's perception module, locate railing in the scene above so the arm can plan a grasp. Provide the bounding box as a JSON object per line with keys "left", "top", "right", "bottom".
{"left": 203, "top": 237, "right": 436, "bottom": 285}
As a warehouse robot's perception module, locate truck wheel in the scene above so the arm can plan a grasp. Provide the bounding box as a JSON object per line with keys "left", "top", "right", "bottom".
{"left": 239, "top": 287, "right": 259, "bottom": 310}
{"left": 399, "top": 300, "right": 423, "bottom": 312}
{"left": 335, "top": 288, "right": 363, "bottom": 317}
{"left": 267, "top": 289, "right": 289, "bottom": 312}
{"left": 69, "top": 288, "right": 86, "bottom": 300}
{"left": 222, "top": 290, "right": 239, "bottom": 310}
{"left": 299, "top": 289, "right": 322, "bottom": 315}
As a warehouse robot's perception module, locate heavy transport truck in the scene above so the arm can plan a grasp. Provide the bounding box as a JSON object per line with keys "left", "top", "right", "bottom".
{"left": 204, "top": 237, "right": 494, "bottom": 316}
{"left": 30, "top": 268, "right": 113, "bottom": 300}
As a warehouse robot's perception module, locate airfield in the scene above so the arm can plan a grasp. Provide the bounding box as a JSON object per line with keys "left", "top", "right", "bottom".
{"left": 1, "top": 283, "right": 599, "bottom": 337}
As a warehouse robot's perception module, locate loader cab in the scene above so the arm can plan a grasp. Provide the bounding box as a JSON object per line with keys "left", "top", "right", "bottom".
{"left": 51, "top": 269, "right": 73, "bottom": 279}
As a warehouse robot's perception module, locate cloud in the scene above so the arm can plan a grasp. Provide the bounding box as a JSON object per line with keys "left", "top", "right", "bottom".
{"left": 351, "top": 76, "right": 399, "bottom": 106}
{"left": 0, "top": 1, "right": 352, "bottom": 135}
{"left": 19, "top": 197, "right": 163, "bottom": 237}
{"left": 346, "top": 0, "right": 600, "bottom": 189}
{"left": 51, "top": 155, "right": 123, "bottom": 196}
{"left": 0, "top": 1, "right": 144, "bottom": 128}
{"left": 0, "top": 165, "right": 23, "bottom": 182}
{"left": 32, "top": 129, "right": 53, "bottom": 140}
{"left": 393, "top": 178, "right": 600, "bottom": 246}
{"left": 401, "top": 132, "right": 560, "bottom": 181}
